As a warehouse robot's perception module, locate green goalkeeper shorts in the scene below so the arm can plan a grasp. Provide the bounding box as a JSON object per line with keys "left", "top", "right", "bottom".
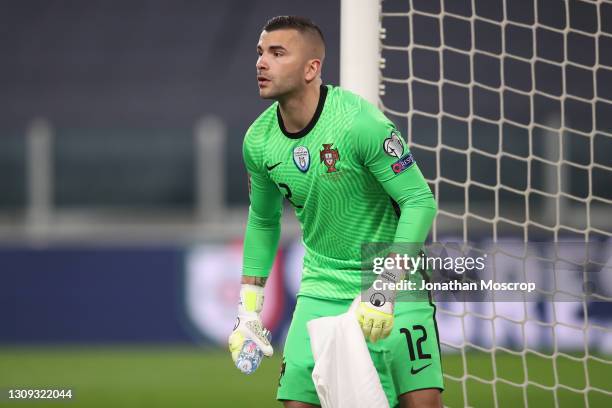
{"left": 276, "top": 295, "right": 444, "bottom": 407}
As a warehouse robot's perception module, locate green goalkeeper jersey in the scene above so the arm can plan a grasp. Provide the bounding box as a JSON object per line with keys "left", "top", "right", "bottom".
{"left": 242, "top": 84, "right": 437, "bottom": 300}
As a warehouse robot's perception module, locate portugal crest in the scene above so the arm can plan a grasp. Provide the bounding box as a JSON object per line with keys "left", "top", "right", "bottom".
{"left": 320, "top": 143, "right": 340, "bottom": 173}
{"left": 293, "top": 146, "right": 310, "bottom": 172}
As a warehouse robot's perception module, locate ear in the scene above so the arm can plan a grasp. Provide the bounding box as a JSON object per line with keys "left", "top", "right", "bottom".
{"left": 304, "top": 59, "right": 322, "bottom": 82}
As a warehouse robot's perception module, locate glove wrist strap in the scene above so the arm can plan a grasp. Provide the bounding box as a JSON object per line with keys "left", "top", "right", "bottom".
{"left": 239, "top": 284, "right": 264, "bottom": 314}
{"left": 364, "top": 266, "right": 405, "bottom": 306}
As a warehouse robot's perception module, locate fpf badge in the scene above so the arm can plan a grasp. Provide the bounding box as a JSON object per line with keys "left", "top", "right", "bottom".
{"left": 320, "top": 143, "right": 339, "bottom": 173}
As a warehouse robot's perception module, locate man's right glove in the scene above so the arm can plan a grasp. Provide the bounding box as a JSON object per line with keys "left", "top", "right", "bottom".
{"left": 228, "top": 284, "right": 273, "bottom": 364}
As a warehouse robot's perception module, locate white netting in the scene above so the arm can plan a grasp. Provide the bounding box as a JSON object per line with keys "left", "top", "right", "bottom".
{"left": 379, "top": 0, "right": 612, "bottom": 406}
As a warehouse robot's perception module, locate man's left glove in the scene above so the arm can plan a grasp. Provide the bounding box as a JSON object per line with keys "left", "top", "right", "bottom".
{"left": 354, "top": 293, "right": 394, "bottom": 343}
{"left": 355, "top": 261, "right": 406, "bottom": 343}
{"left": 228, "top": 284, "right": 273, "bottom": 363}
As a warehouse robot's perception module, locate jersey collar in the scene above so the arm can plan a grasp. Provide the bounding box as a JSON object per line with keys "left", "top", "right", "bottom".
{"left": 277, "top": 84, "right": 328, "bottom": 139}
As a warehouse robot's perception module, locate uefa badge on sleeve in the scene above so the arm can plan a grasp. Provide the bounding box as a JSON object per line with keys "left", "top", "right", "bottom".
{"left": 383, "top": 131, "right": 404, "bottom": 158}
{"left": 293, "top": 146, "right": 310, "bottom": 172}
{"left": 391, "top": 152, "right": 415, "bottom": 174}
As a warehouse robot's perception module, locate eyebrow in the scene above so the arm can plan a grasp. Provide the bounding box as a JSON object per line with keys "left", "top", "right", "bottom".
{"left": 257, "top": 45, "right": 288, "bottom": 52}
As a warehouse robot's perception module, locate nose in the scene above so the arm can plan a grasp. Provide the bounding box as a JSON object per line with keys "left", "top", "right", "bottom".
{"left": 256, "top": 54, "right": 267, "bottom": 71}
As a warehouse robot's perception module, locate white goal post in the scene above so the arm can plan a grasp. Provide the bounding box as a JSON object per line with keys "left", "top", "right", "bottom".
{"left": 340, "top": 0, "right": 382, "bottom": 104}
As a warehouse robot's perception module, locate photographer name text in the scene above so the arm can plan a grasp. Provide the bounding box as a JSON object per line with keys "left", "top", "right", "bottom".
{"left": 373, "top": 279, "right": 536, "bottom": 293}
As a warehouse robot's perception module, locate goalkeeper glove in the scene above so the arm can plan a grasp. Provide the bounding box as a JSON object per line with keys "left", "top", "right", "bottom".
{"left": 355, "top": 261, "right": 406, "bottom": 343}
{"left": 228, "top": 284, "right": 273, "bottom": 364}
{"left": 354, "top": 293, "right": 394, "bottom": 343}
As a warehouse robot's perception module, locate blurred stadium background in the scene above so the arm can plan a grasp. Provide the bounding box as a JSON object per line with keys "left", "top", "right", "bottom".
{"left": 1, "top": 0, "right": 611, "bottom": 407}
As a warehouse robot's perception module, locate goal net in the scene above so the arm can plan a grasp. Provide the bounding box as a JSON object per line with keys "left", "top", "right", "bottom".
{"left": 379, "top": 0, "right": 612, "bottom": 406}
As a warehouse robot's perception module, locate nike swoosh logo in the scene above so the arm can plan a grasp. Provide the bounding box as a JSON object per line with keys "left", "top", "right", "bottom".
{"left": 266, "top": 162, "right": 282, "bottom": 171}
{"left": 410, "top": 363, "right": 432, "bottom": 375}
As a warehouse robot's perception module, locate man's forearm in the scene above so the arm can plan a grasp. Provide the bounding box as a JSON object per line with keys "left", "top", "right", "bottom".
{"left": 241, "top": 275, "right": 268, "bottom": 287}
{"left": 242, "top": 207, "right": 281, "bottom": 277}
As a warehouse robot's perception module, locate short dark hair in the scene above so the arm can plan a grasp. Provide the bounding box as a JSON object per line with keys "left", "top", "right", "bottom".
{"left": 262, "top": 15, "right": 325, "bottom": 47}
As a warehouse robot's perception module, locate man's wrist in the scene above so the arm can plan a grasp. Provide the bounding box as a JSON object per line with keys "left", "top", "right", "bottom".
{"left": 378, "top": 267, "right": 405, "bottom": 285}
{"left": 241, "top": 275, "right": 268, "bottom": 287}
{"left": 364, "top": 254, "right": 408, "bottom": 306}
{"left": 239, "top": 283, "right": 265, "bottom": 314}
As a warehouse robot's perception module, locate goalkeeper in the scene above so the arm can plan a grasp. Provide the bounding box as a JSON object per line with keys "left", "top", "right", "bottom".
{"left": 229, "top": 15, "right": 443, "bottom": 408}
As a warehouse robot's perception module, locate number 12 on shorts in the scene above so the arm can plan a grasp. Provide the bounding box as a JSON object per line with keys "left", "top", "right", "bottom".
{"left": 400, "top": 325, "right": 432, "bottom": 361}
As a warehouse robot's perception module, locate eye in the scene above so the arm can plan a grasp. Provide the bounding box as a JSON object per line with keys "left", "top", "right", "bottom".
{"left": 274, "top": 51, "right": 283, "bottom": 57}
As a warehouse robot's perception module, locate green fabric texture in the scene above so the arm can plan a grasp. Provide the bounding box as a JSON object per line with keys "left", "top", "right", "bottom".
{"left": 242, "top": 85, "right": 437, "bottom": 299}
{"left": 277, "top": 295, "right": 444, "bottom": 406}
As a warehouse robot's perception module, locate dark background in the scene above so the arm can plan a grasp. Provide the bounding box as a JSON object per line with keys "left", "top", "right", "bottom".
{"left": 0, "top": 0, "right": 610, "bottom": 223}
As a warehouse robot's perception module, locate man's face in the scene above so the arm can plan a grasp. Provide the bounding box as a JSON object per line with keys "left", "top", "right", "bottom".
{"left": 256, "top": 29, "right": 307, "bottom": 99}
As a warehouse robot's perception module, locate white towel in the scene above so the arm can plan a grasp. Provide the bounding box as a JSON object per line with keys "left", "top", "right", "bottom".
{"left": 307, "top": 299, "right": 390, "bottom": 408}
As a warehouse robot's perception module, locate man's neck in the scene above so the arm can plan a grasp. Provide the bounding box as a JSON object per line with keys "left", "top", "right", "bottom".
{"left": 278, "top": 83, "right": 321, "bottom": 134}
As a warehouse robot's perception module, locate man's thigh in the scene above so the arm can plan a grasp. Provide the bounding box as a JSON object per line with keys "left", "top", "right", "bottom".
{"left": 372, "top": 301, "right": 444, "bottom": 405}
{"left": 277, "top": 295, "right": 444, "bottom": 407}
{"left": 283, "top": 401, "right": 320, "bottom": 408}
{"left": 398, "top": 388, "right": 442, "bottom": 408}
{"left": 276, "top": 295, "right": 350, "bottom": 406}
